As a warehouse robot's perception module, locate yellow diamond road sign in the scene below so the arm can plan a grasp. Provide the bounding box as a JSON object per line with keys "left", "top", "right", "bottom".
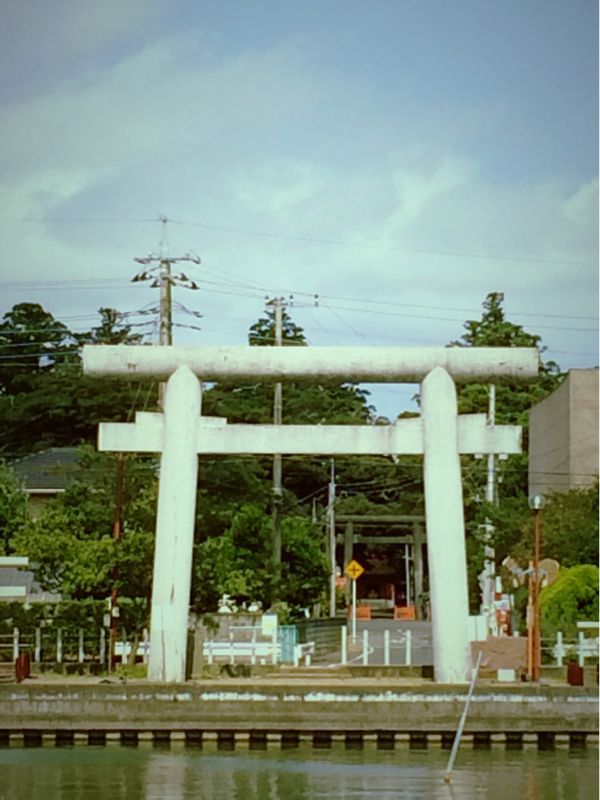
{"left": 345, "top": 560, "right": 364, "bottom": 580}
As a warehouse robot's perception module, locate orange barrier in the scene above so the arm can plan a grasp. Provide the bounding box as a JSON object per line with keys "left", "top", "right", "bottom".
{"left": 348, "top": 605, "right": 372, "bottom": 620}
{"left": 394, "top": 605, "right": 416, "bottom": 621}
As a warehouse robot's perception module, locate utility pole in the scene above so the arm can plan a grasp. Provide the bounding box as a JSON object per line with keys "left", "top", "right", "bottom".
{"left": 132, "top": 215, "right": 201, "bottom": 405}
{"left": 483, "top": 384, "right": 497, "bottom": 634}
{"left": 328, "top": 459, "right": 337, "bottom": 617}
{"left": 110, "top": 452, "right": 124, "bottom": 671}
{"left": 119, "top": 215, "right": 201, "bottom": 647}
{"left": 270, "top": 297, "right": 284, "bottom": 597}
{"left": 132, "top": 215, "right": 201, "bottom": 347}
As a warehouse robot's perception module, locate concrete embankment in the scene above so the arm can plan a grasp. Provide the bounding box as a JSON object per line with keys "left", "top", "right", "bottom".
{"left": 0, "top": 674, "right": 597, "bottom": 743}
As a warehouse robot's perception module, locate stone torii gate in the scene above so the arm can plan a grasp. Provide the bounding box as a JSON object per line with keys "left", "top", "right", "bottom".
{"left": 83, "top": 345, "right": 538, "bottom": 684}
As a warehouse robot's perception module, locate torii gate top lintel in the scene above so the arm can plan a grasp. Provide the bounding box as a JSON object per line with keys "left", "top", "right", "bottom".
{"left": 83, "top": 345, "right": 539, "bottom": 383}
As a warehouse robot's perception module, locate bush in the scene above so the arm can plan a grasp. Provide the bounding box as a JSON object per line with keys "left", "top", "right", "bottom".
{"left": 540, "top": 564, "right": 599, "bottom": 639}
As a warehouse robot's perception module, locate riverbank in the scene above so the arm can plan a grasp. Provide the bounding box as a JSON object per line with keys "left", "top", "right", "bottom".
{"left": 1, "top": 670, "right": 597, "bottom": 749}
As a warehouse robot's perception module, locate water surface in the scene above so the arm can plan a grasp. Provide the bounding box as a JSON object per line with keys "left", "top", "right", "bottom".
{"left": 0, "top": 744, "right": 596, "bottom": 800}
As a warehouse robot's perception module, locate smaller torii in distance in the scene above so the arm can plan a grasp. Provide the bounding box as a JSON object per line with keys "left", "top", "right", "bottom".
{"left": 83, "top": 345, "right": 538, "bottom": 685}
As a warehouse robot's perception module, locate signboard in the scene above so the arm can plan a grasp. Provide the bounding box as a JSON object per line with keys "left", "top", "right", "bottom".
{"left": 345, "top": 560, "right": 364, "bottom": 580}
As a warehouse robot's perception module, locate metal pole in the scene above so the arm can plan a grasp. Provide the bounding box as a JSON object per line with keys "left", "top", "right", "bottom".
{"left": 556, "top": 631, "right": 563, "bottom": 667}
{"left": 532, "top": 508, "right": 541, "bottom": 681}
{"left": 578, "top": 631, "right": 585, "bottom": 668}
{"left": 526, "top": 560, "right": 534, "bottom": 680}
{"left": 404, "top": 544, "right": 411, "bottom": 607}
{"left": 444, "top": 651, "right": 483, "bottom": 783}
{"left": 351, "top": 578, "right": 357, "bottom": 641}
{"left": 341, "top": 625, "right": 347, "bottom": 666}
{"left": 328, "top": 459, "right": 337, "bottom": 617}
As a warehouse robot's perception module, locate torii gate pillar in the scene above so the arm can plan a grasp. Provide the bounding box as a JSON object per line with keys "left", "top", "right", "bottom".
{"left": 422, "top": 367, "right": 471, "bottom": 683}
{"left": 148, "top": 366, "right": 200, "bottom": 682}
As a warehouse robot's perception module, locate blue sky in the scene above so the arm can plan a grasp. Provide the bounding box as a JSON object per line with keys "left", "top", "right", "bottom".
{"left": 0, "top": 0, "right": 597, "bottom": 418}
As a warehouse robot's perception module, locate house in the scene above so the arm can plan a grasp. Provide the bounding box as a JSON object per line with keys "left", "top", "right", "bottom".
{"left": 10, "top": 447, "right": 83, "bottom": 518}
{"left": 528, "top": 368, "right": 599, "bottom": 497}
{"left": 0, "top": 562, "right": 61, "bottom": 603}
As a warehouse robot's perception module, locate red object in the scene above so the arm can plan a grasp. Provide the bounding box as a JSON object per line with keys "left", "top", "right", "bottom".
{"left": 15, "top": 653, "right": 31, "bottom": 683}
{"left": 567, "top": 662, "right": 584, "bottom": 686}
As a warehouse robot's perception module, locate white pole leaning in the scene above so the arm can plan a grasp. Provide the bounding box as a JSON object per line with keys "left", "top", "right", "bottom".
{"left": 421, "top": 367, "right": 472, "bottom": 684}
{"left": 148, "top": 366, "right": 201, "bottom": 683}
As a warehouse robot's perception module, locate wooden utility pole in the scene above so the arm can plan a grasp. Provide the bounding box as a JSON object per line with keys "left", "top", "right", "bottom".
{"left": 271, "top": 297, "right": 284, "bottom": 595}
{"left": 110, "top": 452, "right": 124, "bottom": 671}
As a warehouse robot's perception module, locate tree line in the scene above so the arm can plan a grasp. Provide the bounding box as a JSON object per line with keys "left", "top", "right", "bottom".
{"left": 0, "top": 294, "right": 597, "bottom": 637}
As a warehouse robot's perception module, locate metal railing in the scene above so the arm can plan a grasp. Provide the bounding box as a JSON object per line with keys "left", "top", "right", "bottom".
{"left": 340, "top": 626, "right": 413, "bottom": 667}
{"left": 0, "top": 626, "right": 149, "bottom": 670}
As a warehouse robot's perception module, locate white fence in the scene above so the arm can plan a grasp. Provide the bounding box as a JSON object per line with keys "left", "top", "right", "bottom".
{"left": 0, "top": 627, "right": 149, "bottom": 668}
{"left": 203, "top": 626, "right": 279, "bottom": 666}
{"left": 2, "top": 623, "right": 598, "bottom": 671}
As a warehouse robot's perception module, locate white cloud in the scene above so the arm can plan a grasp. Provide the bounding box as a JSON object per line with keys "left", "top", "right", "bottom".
{"left": 228, "top": 159, "right": 324, "bottom": 219}
{"left": 563, "top": 178, "right": 599, "bottom": 226}
{"left": 0, "top": 10, "right": 596, "bottom": 421}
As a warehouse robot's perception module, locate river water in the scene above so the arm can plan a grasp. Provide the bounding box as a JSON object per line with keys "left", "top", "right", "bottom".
{"left": 0, "top": 744, "right": 597, "bottom": 800}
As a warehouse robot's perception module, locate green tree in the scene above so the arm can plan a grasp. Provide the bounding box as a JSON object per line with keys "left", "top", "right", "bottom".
{"left": 451, "top": 291, "right": 562, "bottom": 425}
{"left": 0, "top": 303, "right": 76, "bottom": 395}
{"left": 192, "top": 504, "right": 328, "bottom": 617}
{"left": 0, "top": 305, "right": 155, "bottom": 458}
{"left": 10, "top": 506, "right": 115, "bottom": 598}
{"left": 76, "top": 307, "right": 144, "bottom": 346}
{"left": 10, "top": 447, "right": 157, "bottom": 602}
{"left": 248, "top": 303, "right": 307, "bottom": 347}
{"left": 446, "top": 292, "right": 565, "bottom": 607}
{"left": 540, "top": 564, "right": 599, "bottom": 639}
{"left": 490, "top": 482, "right": 599, "bottom": 570}
{"left": 0, "top": 461, "right": 28, "bottom": 554}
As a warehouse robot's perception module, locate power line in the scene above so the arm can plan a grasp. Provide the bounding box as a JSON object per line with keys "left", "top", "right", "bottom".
{"left": 165, "top": 218, "right": 597, "bottom": 268}
{"left": 2, "top": 271, "right": 597, "bottom": 324}
{"left": 5, "top": 214, "right": 597, "bottom": 267}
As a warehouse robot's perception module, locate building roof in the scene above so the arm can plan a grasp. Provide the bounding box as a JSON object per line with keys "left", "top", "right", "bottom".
{"left": 10, "top": 447, "right": 82, "bottom": 492}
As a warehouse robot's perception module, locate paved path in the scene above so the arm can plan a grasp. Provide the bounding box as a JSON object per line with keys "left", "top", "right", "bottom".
{"left": 317, "top": 619, "right": 433, "bottom": 667}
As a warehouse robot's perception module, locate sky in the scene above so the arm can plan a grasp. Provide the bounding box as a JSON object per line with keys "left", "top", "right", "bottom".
{"left": 0, "top": 0, "right": 598, "bottom": 420}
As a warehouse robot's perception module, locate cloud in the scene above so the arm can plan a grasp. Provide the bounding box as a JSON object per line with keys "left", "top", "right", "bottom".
{"left": 0, "top": 12, "right": 596, "bottom": 404}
